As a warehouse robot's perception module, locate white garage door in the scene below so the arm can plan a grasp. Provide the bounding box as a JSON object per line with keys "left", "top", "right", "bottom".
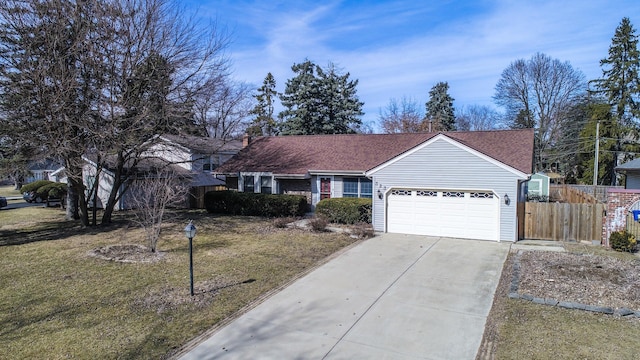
{"left": 387, "top": 189, "right": 499, "bottom": 241}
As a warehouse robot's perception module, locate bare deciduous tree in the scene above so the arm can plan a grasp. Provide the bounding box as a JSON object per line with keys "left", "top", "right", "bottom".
{"left": 128, "top": 168, "right": 189, "bottom": 252}
{"left": 455, "top": 105, "right": 503, "bottom": 131}
{"left": 193, "top": 79, "right": 253, "bottom": 140}
{"left": 0, "top": 0, "right": 233, "bottom": 226}
{"left": 379, "top": 97, "right": 427, "bottom": 133}
{"left": 96, "top": 0, "right": 232, "bottom": 224}
{"left": 494, "top": 52, "right": 585, "bottom": 171}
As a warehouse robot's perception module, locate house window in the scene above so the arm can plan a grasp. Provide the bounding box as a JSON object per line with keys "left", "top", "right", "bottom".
{"left": 360, "top": 179, "right": 372, "bottom": 198}
{"left": 244, "top": 175, "right": 255, "bottom": 192}
{"left": 320, "top": 177, "right": 331, "bottom": 200}
{"left": 343, "top": 178, "right": 358, "bottom": 197}
{"left": 343, "top": 178, "right": 372, "bottom": 198}
{"left": 202, "top": 156, "right": 211, "bottom": 171}
{"left": 260, "top": 176, "right": 272, "bottom": 194}
{"left": 202, "top": 156, "right": 217, "bottom": 172}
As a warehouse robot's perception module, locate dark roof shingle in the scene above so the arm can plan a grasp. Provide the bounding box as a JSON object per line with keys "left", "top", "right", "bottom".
{"left": 160, "top": 134, "right": 242, "bottom": 154}
{"left": 216, "top": 129, "right": 534, "bottom": 175}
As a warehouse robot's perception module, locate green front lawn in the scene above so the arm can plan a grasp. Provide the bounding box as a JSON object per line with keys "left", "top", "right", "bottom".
{"left": 0, "top": 207, "right": 358, "bottom": 359}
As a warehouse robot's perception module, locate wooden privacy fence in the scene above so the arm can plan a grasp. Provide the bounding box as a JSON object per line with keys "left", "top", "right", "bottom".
{"left": 524, "top": 202, "right": 605, "bottom": 242}
{"left": 189, "top": 185, "right": 226, "bottom": 209}
{"left": 549, "top": 185, "right": 599, "bottom": 204}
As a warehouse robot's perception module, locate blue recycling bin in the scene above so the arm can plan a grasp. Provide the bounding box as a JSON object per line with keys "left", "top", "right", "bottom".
{"left": 632, "top": 210, "right": 640, "bottom": 222}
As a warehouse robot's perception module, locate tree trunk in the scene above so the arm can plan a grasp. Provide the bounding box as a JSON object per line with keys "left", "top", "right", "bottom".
{"left": 66, "top": 181, "right": 79, "bottom": 221}
{"left": 101, "top": 152, "right": 127, "bottom": 224}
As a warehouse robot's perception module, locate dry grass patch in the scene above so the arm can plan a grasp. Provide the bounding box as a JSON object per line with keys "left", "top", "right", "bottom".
{"left": 0, "top": 184, "right": 21, "bottom": 197}
{"left": 0, "top": 208, "right": 358, "bottom": 359}
{"left": 478, "top": 246, "right": 640, "bottom": 360}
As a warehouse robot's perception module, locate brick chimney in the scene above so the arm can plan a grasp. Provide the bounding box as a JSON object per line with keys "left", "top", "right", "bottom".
{"left": 242, "top": 133, "right": 252, "bottom": 148}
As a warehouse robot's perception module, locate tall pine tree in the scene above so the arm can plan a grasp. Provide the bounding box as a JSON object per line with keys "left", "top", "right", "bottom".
{"left": 279, "top": 60, "right": 363, "bottom": 135}
{"left": 247, "top": 72, "right": 278, "bottom": 136}
{"left": 596, "top": 17, "right": 640, "bottom": 185}
{"left": 598, "top": 17, "right": 640, "bottom": 125}
{"left": 425, "top": 82, "right": 456, "bottom": 131}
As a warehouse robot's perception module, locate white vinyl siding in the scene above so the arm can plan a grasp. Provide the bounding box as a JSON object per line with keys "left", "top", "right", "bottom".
{"left": 369, "top": 138, "right": 526, "bottom": 242}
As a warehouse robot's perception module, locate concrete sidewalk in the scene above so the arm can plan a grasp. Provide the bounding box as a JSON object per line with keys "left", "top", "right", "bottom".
{"left": 177, "top": 234, "right": 510, "bottom": 360}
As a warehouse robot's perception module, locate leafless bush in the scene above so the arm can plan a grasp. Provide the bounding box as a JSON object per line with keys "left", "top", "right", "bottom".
{"left": 309, "top": 216, "right": 329, "bottom": 232}
{"left": 273, "top": 217, "right": 294, "bottom": 228}
{"left": 349, "top": 223, "right": 375, "bottom": 239}
{"left": 128, "top": 168, "right": 189, "bottom": 252}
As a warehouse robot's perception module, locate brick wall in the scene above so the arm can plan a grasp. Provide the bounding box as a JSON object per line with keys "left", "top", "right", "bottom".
{"left": 602, "top": 188, "right": 640, "bottom": 246}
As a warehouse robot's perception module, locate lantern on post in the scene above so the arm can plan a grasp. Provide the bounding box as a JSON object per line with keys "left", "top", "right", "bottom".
{"left": 184, "top": 220, "right": 197, "bottom": 296}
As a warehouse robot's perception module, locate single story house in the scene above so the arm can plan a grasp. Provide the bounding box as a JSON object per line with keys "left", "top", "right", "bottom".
{"left": 215, "top": 129, "right": 534, "bottom": 242}
{"left": 615, "top": 158, "right": 640, "bottom": 189}
{"left": 26, "top": 159, "right": 66, "bottom": 183}
{"left": 83, "top": 134, "right": 242, "bottom": 210}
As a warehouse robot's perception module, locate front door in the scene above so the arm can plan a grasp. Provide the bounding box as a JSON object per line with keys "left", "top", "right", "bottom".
{"left": 320, "top": 177, "right": 331, "bottom": 200}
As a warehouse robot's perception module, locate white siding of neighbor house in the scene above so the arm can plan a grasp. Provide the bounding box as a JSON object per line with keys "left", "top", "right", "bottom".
{"left": 83, "top": 163, "right": 128, "bottom": 210}
{"left": 368, "top": 137, "right": 527, "bottom": 242}
{"left": 146, "top": 143, "right": 192, "bottom": 170}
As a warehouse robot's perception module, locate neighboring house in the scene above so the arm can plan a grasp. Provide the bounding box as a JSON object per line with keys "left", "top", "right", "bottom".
{"left": 26, "top": 159, "right": 65, "bottom": 183}
{"left": 83, "top": 134, "right": 242, "bottom": 210}
{"left": 215, "top": 129, "right": 534, "bottom": 242}
{"left": 615, "top": 158, "right": 640, "bottom": 189}
{"left": 527, "top": 173, "right": 550, "bottom": 199}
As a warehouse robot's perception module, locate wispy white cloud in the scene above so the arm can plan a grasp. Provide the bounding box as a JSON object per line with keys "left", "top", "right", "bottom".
{"left": 198, "top": 0, "right": 640, "bottom": 129}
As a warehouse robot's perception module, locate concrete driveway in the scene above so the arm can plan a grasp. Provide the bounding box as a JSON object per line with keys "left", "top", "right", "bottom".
{"left": 178, "top": 234, "right": 510, "bottom": 360}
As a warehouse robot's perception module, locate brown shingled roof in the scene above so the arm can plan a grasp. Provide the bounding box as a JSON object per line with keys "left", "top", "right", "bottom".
{"left": 216, "top": 129, "right": 534, "bottom": 175}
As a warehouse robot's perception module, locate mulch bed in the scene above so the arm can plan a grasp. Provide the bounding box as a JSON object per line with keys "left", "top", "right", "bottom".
{"left": 517, "top": 250, "right": 640, "bottom": 310}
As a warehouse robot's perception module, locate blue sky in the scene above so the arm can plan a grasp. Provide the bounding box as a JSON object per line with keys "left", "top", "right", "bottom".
{"left": 187, "top": 0, "right": 640, "bottom": 130}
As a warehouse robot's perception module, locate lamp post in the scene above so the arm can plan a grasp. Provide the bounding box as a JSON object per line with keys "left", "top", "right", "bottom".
{"left": 184, "top": 220, "right": 197, "bottom": 296}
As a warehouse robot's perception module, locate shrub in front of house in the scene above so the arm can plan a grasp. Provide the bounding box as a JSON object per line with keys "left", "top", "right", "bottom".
{"left": 37, "top": 182, "right": 67, "bottom": 198}
{"left": 20, "top": 180, "right": 55, "bottom": 195}
{"left": 609, "top": 230, "right": 637, "bottom": 252}
{"left": 204, "top": 191, "right": 307, "bottom": 217}
{"left": 315, "top": 198, "right": 372, "bottom": 224}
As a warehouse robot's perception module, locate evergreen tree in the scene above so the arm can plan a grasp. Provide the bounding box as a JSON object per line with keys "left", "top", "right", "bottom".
{"left": 425, "top": 82, "right": 456, "bottom": 131}
{"left": 578, "top": 103, "right": 621, "bottom": 185}
{"left": 316, "top": 63, "right": 364, "bottom": 134}
{"left": 247, "top": 72, "right": 278, "bottom": 136}
{"left": 598, "top": 17, "right": 640, "bottom": 125}
{"left": 279, "top": 60, "right": 363, "bottom": 135}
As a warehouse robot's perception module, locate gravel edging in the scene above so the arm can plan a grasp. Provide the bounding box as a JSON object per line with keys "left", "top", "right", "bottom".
{"left": 509, "top": 250, "right": 640, "bottom": 318}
